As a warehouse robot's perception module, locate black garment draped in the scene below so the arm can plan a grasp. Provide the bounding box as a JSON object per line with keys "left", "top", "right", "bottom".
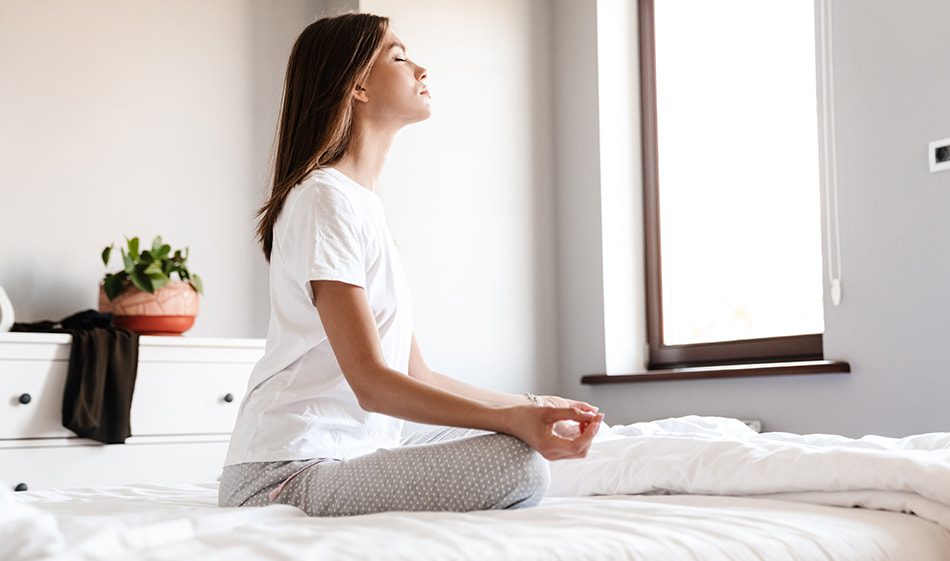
{"left": 11, "top": 309, "right": 139, "bottom": 444}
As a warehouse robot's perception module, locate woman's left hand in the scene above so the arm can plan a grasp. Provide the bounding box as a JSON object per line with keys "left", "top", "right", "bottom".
{"left": 540, "top": 395, "right": 601, "bottom": 438}
{"left": 540, "top": 395, "right": 599, "bottom": 414}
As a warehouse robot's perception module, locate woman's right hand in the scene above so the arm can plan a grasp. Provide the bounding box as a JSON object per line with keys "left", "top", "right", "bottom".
{"left": 504, "top": 405, "right": 605, "bottom": 461}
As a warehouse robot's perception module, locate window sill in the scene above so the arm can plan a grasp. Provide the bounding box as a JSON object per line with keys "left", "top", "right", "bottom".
{"left": 581, "top": 360, "right": 850, "bottom": 384}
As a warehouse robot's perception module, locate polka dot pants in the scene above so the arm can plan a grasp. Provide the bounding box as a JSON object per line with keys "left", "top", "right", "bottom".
{"left": 218, "top": 426, "right": 550, "bottom": 517}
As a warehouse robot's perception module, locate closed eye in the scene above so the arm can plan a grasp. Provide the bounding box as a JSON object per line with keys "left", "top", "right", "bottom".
{"left": 395, "top": 57, "right": 407, "bottom": 62}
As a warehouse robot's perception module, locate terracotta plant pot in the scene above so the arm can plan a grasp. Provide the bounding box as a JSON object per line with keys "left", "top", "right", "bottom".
{"left": 98, "top": 280, "right": 200, "bottom": 336}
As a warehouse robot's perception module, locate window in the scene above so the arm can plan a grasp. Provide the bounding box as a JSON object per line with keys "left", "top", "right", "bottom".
{"left": 640, "top": 0, "right": 824, "bottom": 369}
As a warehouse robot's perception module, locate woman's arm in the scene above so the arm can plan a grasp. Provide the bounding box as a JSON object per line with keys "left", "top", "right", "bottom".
{"left": 312, "top": 280, "right": 603, "bottom": 458}
{"left": 411, "top": 333, "right": 604, "bottom": 414}
{"left": 418, "top": 366, "right": 602, "bottom": 438}
{"left": 408, "top": 332, "right": 530, "bottom": 407}
{"left": 423, "top": 369, "right": 530, "bottom": 407}
{"left": 313, "top": 280, "right": 518, "bottom": 433}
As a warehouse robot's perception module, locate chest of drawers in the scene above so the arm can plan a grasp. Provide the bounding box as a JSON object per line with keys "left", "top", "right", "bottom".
{"left": 0, "top": 332, "right": 263, "bottom": 492}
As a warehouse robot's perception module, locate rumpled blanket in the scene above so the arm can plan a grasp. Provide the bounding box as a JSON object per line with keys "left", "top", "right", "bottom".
{"left": 549, "top": 415, "right": 950, "bottom": 530}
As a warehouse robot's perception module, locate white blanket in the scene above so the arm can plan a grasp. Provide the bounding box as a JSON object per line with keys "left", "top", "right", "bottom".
{"left": 5, "top": 415, "right": 950, "bottom": 561}
{"left": 7, "top": 484, "right": 950, "bottom": 561}
{"left": 550, "top": 415, "right": 950, "bottom": 530}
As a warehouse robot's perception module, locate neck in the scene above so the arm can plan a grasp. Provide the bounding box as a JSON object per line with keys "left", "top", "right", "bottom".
{"left": 333, "top": 121, "right": 397, "bottom": 193}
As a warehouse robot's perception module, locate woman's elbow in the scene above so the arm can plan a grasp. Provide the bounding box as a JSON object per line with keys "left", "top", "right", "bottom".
{"left": 347, "top": 369, "right": 384, "bottom": 413}
{"left": 356, "top": 391, "right": 378, "bottom": 413}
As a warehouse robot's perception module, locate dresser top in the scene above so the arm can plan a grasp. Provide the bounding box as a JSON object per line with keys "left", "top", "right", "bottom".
{"left": 0, "top": 332, "right": 265, "bottom": 348}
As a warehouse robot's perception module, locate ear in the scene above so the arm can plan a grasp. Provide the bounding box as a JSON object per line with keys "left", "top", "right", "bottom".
{"left": 352, "top": 85, "right": 369, "bottom": 103}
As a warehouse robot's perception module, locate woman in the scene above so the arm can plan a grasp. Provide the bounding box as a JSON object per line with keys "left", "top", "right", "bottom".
{"left": 219, "top": 12, "right": 605, "bottom": 517}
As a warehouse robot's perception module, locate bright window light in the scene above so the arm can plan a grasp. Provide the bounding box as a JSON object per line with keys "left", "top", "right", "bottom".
{"left": 654, "top": 0, "right": 824, "bottom": 345}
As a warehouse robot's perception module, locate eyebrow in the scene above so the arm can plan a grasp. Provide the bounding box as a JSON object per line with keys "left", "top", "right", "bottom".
{"left": 387, "top": 41, "right": 407, "bottom": 53}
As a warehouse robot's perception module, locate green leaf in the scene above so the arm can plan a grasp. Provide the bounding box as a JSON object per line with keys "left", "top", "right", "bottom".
{"left": 103, "top": 236, "right": 197, "bottom": 295}
{"left": 129, "top": 268, "right": 153, "bottom": 293}
{"left": 149, "top": 275, "right": 170, "bottom": 291}
{"left": 190, "top": 274, "right": 203, "bottom": 295}
{"left": 121, "top": 248, "right": 134, "bottom": 273}
{"left": 104, "top": 274, "right": 125, "bottom": 300}
{"left": 126, "top": 236, "right": 140, "bottom": 261}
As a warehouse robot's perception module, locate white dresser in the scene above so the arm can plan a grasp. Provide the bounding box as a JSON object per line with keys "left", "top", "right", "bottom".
{"left": 0, "top": 332, "right": 264, "bottom": 492}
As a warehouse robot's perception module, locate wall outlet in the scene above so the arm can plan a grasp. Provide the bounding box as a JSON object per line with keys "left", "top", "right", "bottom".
{"left": 929, "top": 137, "right": 950, "bottom": 173}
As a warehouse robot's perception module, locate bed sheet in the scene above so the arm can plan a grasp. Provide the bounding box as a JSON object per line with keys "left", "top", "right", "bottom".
{"left": 7, "top": 482, "right": 950, "bottom": 561}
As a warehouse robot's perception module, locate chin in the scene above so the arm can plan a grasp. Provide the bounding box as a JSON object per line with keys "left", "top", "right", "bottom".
{"left": 411, "top": 109, "right": 432, "bottom": 124}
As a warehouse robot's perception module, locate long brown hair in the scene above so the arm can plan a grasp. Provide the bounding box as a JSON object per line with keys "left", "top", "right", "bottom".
{"left": 254, "top": 13, "right": 390, "bottom": 262}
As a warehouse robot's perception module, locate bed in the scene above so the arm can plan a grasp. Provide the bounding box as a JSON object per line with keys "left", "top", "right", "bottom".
{"left": 6, "top": 416, "right": 950, "bottom": 561}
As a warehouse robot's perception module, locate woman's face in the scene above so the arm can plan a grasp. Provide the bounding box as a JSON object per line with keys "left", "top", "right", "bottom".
{"left": 356, "top": 29, "right": 430, "bottom": 127}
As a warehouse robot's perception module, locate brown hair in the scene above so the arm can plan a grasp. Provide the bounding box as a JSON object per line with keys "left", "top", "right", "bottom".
{"left": 254, "top": 13, "right": 390, "bottom": 262}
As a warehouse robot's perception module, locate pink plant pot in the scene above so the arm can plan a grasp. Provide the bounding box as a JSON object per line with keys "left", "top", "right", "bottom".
{"left": 98, "top": 280, "right": 200, "bottom": 336}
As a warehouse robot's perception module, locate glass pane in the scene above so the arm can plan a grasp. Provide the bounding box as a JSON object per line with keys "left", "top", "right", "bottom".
{"left": 654, "top": 0, "right": 824, "bottom": 345}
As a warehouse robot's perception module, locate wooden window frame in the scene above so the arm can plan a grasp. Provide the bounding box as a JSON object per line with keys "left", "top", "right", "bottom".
{"left": 639, "top": 0, "right": 823, "bottom": 370}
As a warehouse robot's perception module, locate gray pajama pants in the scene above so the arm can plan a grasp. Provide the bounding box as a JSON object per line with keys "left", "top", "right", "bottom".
{"left": 218, "top": 426, "right": 551, "bottom": 517}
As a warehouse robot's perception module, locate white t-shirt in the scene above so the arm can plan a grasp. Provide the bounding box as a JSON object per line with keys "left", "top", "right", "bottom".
{"left": 224, "top": 166, "right": 414, "bottom": 466}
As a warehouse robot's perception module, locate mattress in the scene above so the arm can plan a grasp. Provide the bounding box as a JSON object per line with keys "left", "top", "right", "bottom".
{"left": 7, "top": 481, "right": 950, "bottom": 561}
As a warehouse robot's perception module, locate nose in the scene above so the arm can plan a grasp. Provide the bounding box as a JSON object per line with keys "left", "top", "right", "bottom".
{"left": 416, "top": 63, "right": 427, "bottom": 82}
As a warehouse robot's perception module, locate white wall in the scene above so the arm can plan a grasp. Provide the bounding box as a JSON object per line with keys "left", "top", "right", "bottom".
{"left": 550, "top": 0, "right": 608, "bottom": 402}
{"left": 1, "top": 0, "right": 557, "bottom": 420}
{"left": 554, "top": 0, "right": 950, "bottom": 438}
{"left": 0, "top": 0, "right": 339, "bottom": 337}
{"left": 357, "top": 0, "right": 559, "bottom": 434}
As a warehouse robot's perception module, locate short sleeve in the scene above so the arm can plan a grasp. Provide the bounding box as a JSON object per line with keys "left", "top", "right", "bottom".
{"left": 286, "top": 185, "right": 367, "bottom": 290}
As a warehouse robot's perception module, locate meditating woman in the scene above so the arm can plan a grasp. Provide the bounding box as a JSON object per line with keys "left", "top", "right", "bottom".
{"left": 218, "top": 12, "right": 605, "bottom": 517}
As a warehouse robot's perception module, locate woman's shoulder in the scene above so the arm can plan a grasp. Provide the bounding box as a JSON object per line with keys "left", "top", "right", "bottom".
{"left": 279, "top": 170, "right": 378, "bottom": 245}
{"left": 290, "top": 169, "right": 362, "bottom": 213}
{"left": 274, "top": 172, "right": 369, "bottom": 254}
{"left": 298, "top": 167, "right": 346, "bottom": 194}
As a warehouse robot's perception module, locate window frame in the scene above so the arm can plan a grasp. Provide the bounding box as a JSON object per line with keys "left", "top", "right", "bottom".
{"left": 638, "top": 0, "right": 824, "bottom": 370}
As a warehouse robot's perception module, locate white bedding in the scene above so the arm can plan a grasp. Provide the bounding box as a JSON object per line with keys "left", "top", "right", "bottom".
{"left": 549, "top": 416, "right": 950, "bottom": 531}
{"left": 7, "top": 483, "right": 950, "bottom": 561}
{"left": 5, "top": 415, "right": 950, "bottom": 561}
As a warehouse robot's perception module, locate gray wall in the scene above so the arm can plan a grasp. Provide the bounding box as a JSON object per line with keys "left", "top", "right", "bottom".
{"left": 554, "top": 0, "right": 950, "bottom": 438}
{"left": 0, "top": 0, "right": 340, "bottom": 337}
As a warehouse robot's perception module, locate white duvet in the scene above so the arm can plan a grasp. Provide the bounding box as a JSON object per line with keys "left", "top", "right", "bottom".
{"left": 549, "top": 415, "right": 950, "bottom": 530}
{"left": 4, "top": 415, "right": 950, "bottom": 561}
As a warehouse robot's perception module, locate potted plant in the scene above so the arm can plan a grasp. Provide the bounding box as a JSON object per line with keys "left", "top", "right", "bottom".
{"left": 99, "top": 235, "right": 204, "bottom": 335}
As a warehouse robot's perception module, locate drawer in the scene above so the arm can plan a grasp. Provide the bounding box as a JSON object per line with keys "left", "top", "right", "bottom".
{"left": 0, "top": 440, "right": 229, "bottom": 492}
{"left": 1, "top": 360, "right": 251, "bottom": 439}
{"left": 130, "top": 361, "right": 250, "bottom": 435}
{"left": 0, "top": 360, "right": 73, "bottom": 439}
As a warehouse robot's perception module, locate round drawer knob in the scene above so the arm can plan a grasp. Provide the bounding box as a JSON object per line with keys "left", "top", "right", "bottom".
{"left": 223, "top": 393, "right": 234, "bottom": 403}
{"left": 14, "top": 483, "right": 28, "bottom": 492}
{"left": 18, "top": 393, "right": 32, "bottom": 405}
